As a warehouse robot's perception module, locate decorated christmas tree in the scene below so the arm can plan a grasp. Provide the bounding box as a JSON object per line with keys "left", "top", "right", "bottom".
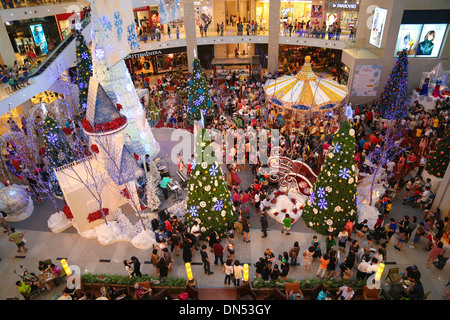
{"left": 75, "top": 29, "right": 93, "bottom": 112}
{"left": 302, "top": 120, "right": 358, "bottom": 235}
{"left": 187, "top": 58, "right": 215, "bottom": 124}
{"left": 375, "top": 49, "right": 409, "bottom": 120}
{"left": 184, "top": 129, "right": 235, "bottom": 238}
{"left": 42, "top": 116, "right": 78, "bottom": 197}
{"left": 425, "top": 129, "right": 450, "bottom": 178}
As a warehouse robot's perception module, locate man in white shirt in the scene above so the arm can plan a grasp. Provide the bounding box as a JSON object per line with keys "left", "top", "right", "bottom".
{"left": 356, "top": 256, "right": 371, "bottom": 280}
{"left": 190, "top": 221, "right": 202, "bottom": 250}
{"left": 337, "top": 285, "right": 355, "bottom": 300}
{"left": 386, "top": 161, "right": 396, "bottom": 176}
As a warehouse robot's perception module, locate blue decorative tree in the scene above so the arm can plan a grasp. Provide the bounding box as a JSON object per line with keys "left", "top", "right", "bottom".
{"left": 375, "top": 49, "right": 409, "bottom": 120}
{"left": 187, "top": 58, "right": 215, "bottom": 124}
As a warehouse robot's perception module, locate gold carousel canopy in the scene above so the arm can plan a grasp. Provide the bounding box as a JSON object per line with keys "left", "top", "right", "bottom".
{"left": 263, "top": 56, "right": 349, "bottom": 112}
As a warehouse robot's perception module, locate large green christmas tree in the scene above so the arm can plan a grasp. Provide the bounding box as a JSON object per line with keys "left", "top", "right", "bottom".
{"left": 184, "top": 129, "right": 235, "bottom": 238}
{"left": 75, "top": 29, "right": 93, "bottom": 112}
{"left": 43, "top": 116, "right": 78, "bottom": 197}
{"left": 425, "top": 129, "right": 450, "bottom": 178}
{"left": 302, "top": 120, "right": 358, "bottom": 235}
{"left": 187, "top": 58, "right": 215, "bottom": 124}
{"left": 375, "top": 49, "right": 409, "bottom": 120}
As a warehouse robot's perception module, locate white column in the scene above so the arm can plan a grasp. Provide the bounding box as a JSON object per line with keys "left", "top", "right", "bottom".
{"left": 0, "top": 15, "right": 18, "bottom": 67}
{"left": 183, "top": 0, "right": 197, "bottom": 73}
{"left": 267, "top": 0, "right": 281, "bottom": 74}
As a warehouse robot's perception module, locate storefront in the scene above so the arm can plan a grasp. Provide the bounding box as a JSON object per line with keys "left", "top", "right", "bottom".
{"left": 124, "top": 47, "right": 188, "bottom": 76}
{"left": 324, "top": 1, "right": 359, "bottom": 32}
{"left": 212, "top": 55, "right": 262, "bottom": 83}
{"left": 135, "top": 4, "right": 185, "bottom": 33}
{"left": 6, "top": 16, "right": 62, "bottom": 58}
{"left": 279, "top": 0, "right": 311, "bottom": 24}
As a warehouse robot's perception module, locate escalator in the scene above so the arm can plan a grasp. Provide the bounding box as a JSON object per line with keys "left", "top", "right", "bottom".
{"left": 28, "top": 17, "right": 91, "bottom": 78}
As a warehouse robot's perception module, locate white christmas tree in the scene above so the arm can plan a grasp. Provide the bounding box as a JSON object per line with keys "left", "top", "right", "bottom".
{"left": 145, "top": 172, "right": 161, "bottom": 212}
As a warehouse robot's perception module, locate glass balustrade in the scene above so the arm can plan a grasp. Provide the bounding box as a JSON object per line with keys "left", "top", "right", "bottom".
{"left": 0, "top": 0, "right": 76, "bottom": 10}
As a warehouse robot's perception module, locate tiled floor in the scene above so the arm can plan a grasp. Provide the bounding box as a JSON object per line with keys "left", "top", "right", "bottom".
{"left": 0, "top": 128, "right": 448, "bottom": 300}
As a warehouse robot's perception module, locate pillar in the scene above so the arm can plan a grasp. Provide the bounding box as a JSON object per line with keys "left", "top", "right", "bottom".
{"left": 0, "top": 15, "right": 18, "bottom": 67}
{"left": 431, "top": 162, "right": 450, "bottom": 220}
{"left": 183, "top": 0, "right": 198, "bottom": 73}
{"left": 267, "top": 0, "right": 281, "bottom": 74}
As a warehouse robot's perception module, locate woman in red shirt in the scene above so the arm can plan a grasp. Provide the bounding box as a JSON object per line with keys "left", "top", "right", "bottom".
{"left": 405, "top": 152, "right": 417, "bottom": 172}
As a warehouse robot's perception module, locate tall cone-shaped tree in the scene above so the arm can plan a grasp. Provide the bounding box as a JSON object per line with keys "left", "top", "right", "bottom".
{"left": 75, "top": 29, "right": 93, "bottom": 112}
{"left": 302, "top": 120, "right": 358, "bottom": 235}
{"left": 375, "top": 49, "right": 409, "bottom": 120}
{"left": 187, "top": 58, "right": 215, "bottom": 124}
{"left": 184, "top": 129, "right": 235, "bottom": 238}
{"left": 425, "top": 129, "right": 450, "bottom": 178}
{"left": 42, "top": 116, "right": 78, "bottom": 197}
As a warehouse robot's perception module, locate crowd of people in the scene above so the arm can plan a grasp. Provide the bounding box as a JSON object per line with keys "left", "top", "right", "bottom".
{"left": 3, "top": 43, "right": 449, "bottom": 300}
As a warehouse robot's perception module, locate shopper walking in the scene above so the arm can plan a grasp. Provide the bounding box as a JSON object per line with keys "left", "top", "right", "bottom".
{"left": 8, "top": 227, "right": 27, "bottom": 253}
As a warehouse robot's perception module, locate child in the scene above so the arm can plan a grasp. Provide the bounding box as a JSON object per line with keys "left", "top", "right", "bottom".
{"left": 50, "top": 264, "right": 61, "bottom": 276}
{"left": 394, "top": 231, "right": 407, "bottom": 251}
{"left": 384, "top": 200, "right": 392, "bottom": 217}
{"left": 282, "top": 214, "right": 292, "bottom": 235}
{"left": 316, "top": 253, "right": 330, "bottom": 279}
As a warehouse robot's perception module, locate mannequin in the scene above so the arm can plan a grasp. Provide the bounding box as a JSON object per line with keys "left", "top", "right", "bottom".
{"left": 432, "top": 77, "right": 444, "bottom": 99}
{"left": 419, "top": 77, "right": 429, "bottom": 96}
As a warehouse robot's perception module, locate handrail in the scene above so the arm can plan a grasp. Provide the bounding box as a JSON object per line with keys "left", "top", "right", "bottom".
{"left": 28, "top": 17, "right": 91, "bottom": 78}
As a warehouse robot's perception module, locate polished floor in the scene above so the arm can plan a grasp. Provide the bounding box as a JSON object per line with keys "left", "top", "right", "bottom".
{"left": 0, "top": 128, "right": 448, "bottom": 300}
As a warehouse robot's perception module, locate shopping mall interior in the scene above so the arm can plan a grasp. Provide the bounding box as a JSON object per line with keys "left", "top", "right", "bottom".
{"left": 0, "top": 0, "right": 449, "bottom": 306}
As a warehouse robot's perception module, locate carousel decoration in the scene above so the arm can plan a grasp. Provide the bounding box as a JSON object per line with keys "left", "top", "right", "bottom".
{"left": 262, "top": 146, "right": 317, "bottom": 196}
{"left": 263, "top": 56, "right": 349, "bottom": 112}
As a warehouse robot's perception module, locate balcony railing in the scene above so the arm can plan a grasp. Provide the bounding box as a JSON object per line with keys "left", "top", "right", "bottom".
{"left": 0, "top": 0, "right": 75, "bottom": 10}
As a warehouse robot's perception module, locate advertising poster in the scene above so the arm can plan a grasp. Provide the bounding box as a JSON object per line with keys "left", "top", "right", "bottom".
{"left": 416, "top": 23, "right": 448, "bottom": 57}
{"left": 394, "top": 24, "right": 423, "bottom": 57}
{"left": 326, "top": 13, "right": 338, "bottom": 28}
{"left": 158, "top": 0, "right": 181, "bottom": 25}
{"left": 369, "top": 7, "right": 388, "bottom": 48}
{"left": 195, "top": 5, "right": 213, "bottom": 26}
{"left": 30, "top": 24, "right": 48, "bottom": 54}
{"left": 351, "top": 65, "right": 382, "bottom": 97}
{"left": 310, "top": 5, "right": 322, "bottom": 29}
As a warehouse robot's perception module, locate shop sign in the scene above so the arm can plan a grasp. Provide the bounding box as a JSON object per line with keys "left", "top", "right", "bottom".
{"left": 126, "top": 50, "right": 163, "bottom": 59}
{"left": 331, "top": 3, "right": 358, "bottom": 9}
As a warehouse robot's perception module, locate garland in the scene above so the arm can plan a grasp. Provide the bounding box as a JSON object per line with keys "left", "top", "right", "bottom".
{"left": 87, "top": 208, "right": 109, "bottom": 223}
{"left": 82, "top": 116, "right": 126, "bottom": 133}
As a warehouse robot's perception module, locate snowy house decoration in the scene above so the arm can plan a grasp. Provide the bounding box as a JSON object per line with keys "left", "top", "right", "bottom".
{"left": 53, "top": 78, "right": 144, "bottom": 234}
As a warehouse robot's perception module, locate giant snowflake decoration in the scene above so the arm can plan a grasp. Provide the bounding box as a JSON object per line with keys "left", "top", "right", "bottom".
{"left": 47, "top": 133, "right": 58, "bottom": 144}
{"left": 309, "top": 191, "right": 316, "bottom": 204}
{"left": 113, "top": 11, "right": 123, "bottom": 41}
{"left": 214, "top": 200, "right": 224, "bottom": 211}
{"left": 209, "top": 164, "right": 219, "bottom": 177}
{"left": 127, "top": 22, "right": 140, "bottom": 51}
{"left": 318, "top": 198, "right": 328, "bottom": 210}
{"left": 95, "top": 46, "right": 105, "bottom": 60}
{"left": 333, "top": 142, "right": 341, "bottom": 154}
{"left": 193, "top": 99, "right": 201, "bottom": 107}
{"left": 100, "top": 15, "right": 113, "bottom": 36}
{"left": 198, "top": 95, "right": 205, "bottom": 103}
{"left": 317, "top": 187, "right": 325, "bottom": 198}
{"left": 81, "top": 52, "right": 89, "bottom": 60}
{"left": 189, "top": 206, "right": 198, "bottom": 216}
{"left": 339, "top": 168, "right": 351, "bottom": 179}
